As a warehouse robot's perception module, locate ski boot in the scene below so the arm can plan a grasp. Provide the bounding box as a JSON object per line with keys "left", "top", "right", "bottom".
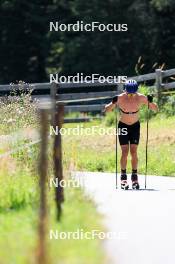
{"left": 131, "top": 172, "right": 140, "bottom": 190}
{"left": 121, "top": 173, "right": 129, "bottom": 190}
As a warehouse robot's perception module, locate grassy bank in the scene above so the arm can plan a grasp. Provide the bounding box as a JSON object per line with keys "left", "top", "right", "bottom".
{"left": 0, "top": 96, "right": 105, "bottom": 264}
{"left": 0, "top": 144, "right": 105, "bottom": 264}
{"left": 0, "top": 183, "right": 104, "bottom": 264}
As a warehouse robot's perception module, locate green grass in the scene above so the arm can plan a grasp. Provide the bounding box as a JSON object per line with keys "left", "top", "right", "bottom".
{"left": 0, "top": 186, "right": 104, "bottom": 264}
{"left": 0, "top": 144, "right": 105, "bottom": 264}
{"left": 49, "top": 188, "right": 105, "bottom": 264}
{"left": 0, "top": 208, "right": 38, "bottom": 264}
{"left": 62, "top": 114, "right": 175, "bottom": 176}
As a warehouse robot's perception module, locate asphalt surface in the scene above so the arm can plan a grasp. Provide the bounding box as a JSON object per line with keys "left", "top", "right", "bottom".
{"left": 73, "top": 171, "right": 175, "bottom": 264}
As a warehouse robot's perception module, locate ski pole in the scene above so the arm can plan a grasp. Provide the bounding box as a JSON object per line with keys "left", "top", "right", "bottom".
{"left": 116, "top": 108, "right": 118, "bottom": 189}
{"left": 145, "top": 100, "right": 149, "bottom": 189}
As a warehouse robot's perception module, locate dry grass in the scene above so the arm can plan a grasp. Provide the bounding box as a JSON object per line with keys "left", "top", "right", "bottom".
{"left": 0, "top": 92, "right": 38, "bottom": 135}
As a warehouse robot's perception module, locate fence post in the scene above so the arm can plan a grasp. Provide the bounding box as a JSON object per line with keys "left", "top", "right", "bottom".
{"left": 155, "top": 69, "right": 163, "bottom": 106}
{"left": 37, "top": 106, "right": 49, "bottom": 264}
{"left": 53, "top": 102, "right": 64, "bottom": 221}
{"left": 118, "top": 83, "right": 124, "bottom": 93}
{"left": 50, "top": 82, "right": 58, "bottom": 124}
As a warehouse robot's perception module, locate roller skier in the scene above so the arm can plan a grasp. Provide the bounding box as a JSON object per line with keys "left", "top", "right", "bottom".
{"left": 105, "top": 80, "right": 158, "bottom": 190}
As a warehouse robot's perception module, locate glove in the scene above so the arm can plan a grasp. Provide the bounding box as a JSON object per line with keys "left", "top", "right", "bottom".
{"left": 147, "top": 95, "right": 153, "bottom": 103}
{"left": 112, "top": 95, "right": 118, "bottom": 104}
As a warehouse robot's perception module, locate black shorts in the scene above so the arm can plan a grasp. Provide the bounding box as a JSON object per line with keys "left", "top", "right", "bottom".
{"left": 118, "top": 121, "right": 140, "bottom": 145}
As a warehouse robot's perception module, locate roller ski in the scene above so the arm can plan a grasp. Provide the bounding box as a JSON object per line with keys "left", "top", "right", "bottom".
{"left": 132, "top": 181, "right": 140, "bottom": 190}
{"left": 121, "top": 180, "right": 129, "bottom": 190}
{"left": 121, "top": 172, "right": 129, "bottom": 190}
{"left": 131, "top": 172, "right": 140, "bottom": 190}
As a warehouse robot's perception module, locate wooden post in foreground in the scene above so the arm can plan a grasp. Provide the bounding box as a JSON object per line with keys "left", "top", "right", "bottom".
{"left": 37, "top": 106, "right": 49, "bottom": 264}
{"left": 53, "top": 103, "right": 64, "bottom": 221}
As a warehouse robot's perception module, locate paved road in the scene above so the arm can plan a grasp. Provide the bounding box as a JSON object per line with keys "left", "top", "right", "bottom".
{"left": 73, "top": 172, "right": 175, "bottom": 264}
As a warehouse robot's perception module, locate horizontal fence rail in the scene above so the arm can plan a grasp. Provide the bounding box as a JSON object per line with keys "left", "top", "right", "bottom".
{"left": 28, "top": 91, "right": 116, "bottom": 102}
{"left": 0, "top": 138, "right": 41, "bottom": 159}
{"left": 0, "top": 68, "right": 175, "bottom": 93}
{"left": 163, "top": 81, "right": 175, "bottom": 90}
{"left": 64, "top": 104, "right": 105, "bottom": 113}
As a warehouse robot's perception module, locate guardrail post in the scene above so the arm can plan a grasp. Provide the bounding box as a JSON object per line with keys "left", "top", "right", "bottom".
{"left": 155, "top": 69, "right": 163, "bottom": 106}
{"left": 37, "top": 106, "right": 49, "bottom": 264}
{"left": 53, "top": 102, "right": 64, "bottom": 221}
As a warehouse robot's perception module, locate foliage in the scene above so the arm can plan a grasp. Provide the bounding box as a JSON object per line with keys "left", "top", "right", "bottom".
{"left": 151, "top": 0, "right": 175, "bottom": 10}
{"left": 161, "top": 94, "right": 175, "bottom": 116}
{"left": 1, "top": 1, "right": 175, "bottom": 83}
{"left": 0, "top": 86, "right": 38, "bottom": 134}
{"left": 103, "top": 111, "right": 117, "bottom": 127}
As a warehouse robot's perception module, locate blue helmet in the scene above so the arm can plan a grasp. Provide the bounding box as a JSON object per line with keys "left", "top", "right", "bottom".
{"left": 125, "top": 80, "right": 138, "bottom": 93}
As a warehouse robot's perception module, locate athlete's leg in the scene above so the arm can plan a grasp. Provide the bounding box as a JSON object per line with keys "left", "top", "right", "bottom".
{"left": 130, "top": 144, "right": 138, "bottom": 170}
{"left": 118, "top": 121, "right": 129, "bottom": 189}
{"left": 129, "top": 121, "right": 140, "bottom": 170}
{"left": 130, "top": 144, "right": 139, "bottom": 189}
{"left": 120, "top": 144, "right": 129, "bottom": 189}
{"left": 129, "top": 122, "right": 140, "bottom": 189}
{"left": 120, "top": 144, "right": 129, "bottom": 170}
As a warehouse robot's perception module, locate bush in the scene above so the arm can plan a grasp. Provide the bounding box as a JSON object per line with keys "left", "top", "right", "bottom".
{"left": 161, "top": 94, "right": 175, "bottom": 116}
{"left": 139, "top": 85, "right": 175, "bottom": 117}
{"left": 0, "top": 88, "right": 37, "bottom": 134}
{"left": 103, "top": 111, "right": 117, "bottom": 126}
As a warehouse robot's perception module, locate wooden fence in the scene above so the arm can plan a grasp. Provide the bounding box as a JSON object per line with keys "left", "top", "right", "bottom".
{"left": 0, "top": 68, "right": 175, "bottom": 112}
{"left": 50, "top": 68, "right": 175, "bottom": 112}
{"left": 0, "top": 68, "right": 175, "bottom": 93}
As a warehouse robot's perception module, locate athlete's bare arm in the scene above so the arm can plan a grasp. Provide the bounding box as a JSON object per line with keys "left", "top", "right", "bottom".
{"left": 139, "top": 94, "right": 158, "bottom": 111}
{"left": 104, "top": 95, "right": 119, "bottom": 112}
{"left": 104, "top": 102, "right": 116, "bottom": 112}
